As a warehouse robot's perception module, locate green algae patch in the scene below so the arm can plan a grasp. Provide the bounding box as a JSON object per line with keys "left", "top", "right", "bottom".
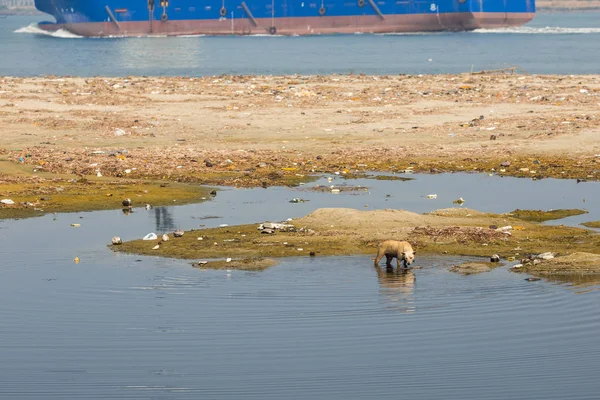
{"left": 581, "top": 221, "right": 600, "bottom": 228}
{"left": 507, "top": 208, "right": 588, "bottom": 222}
{"left": 113, "top": 207, "right": 600, "bottom": 269}
{"left": 193, "top": 257, "right": 278, "bottom": 271}
{"left": 0, "top": 178, "right": 213, "bottom": 219}
{"left": 449, "top": 261, "right": 501, "bottom": 275}
{"left": 372, "top": 175, "right": 414, "bottom": 181}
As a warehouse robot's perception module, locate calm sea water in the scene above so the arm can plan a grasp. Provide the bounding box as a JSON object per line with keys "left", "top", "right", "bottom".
{"left": 1, "top": 12, "right": 600, "bottom": 76}
{"left": 1, "top": 173, "right": 600, "bottom": 399}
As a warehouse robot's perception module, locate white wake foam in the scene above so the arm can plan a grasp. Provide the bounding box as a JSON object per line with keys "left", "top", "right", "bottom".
{"left": 14, "top": 23, "right": 83, "bottom": 38}
{"left": 473, "top": 26, "right": 600, "bottom": 34}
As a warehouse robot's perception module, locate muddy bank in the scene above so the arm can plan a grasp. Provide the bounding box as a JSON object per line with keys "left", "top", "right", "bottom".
{"left": 0, "top": 163, "right": 213, "bottom": 219}
{"left": 515, "top": 252, "right": 600, "bottom": 275}
{"left": 449, "top": 261, "right": 503, "bottom": 275}
{"left": 112, "top": 207, "right": 600, "bottom": 272}
{"left": 2, "top": 73, "right": 599, "bottom": 216}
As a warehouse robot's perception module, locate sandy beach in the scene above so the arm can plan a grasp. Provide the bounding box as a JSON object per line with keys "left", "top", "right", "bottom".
{"left": 1, "top": 73, "right": 599, "bottom": 186}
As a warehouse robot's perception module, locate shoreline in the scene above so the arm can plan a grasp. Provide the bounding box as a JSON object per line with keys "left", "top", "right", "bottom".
{"left": 1, "top": 72, "right": 599, "bottom": 218}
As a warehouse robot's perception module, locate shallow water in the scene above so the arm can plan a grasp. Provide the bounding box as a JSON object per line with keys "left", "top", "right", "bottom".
{"left": 1, "top": 172, "right": 600, "bottom": 399}
{"left": 1, "top": 12, "right": 600, "bottom": 76}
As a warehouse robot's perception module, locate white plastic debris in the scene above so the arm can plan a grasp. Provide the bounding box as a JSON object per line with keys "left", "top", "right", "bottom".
{"left": 111, "top": 236, "right": 122, "bottom": 245}
{"left": 536, "top": 252, "right": 555, "bottom": 260}
{"left": 113, "top": 128, "right": 127, "bottom": 136}
{"left": 1, "top": 199, "right": 15, "bottom": 205}
{"left": 226, "top": 258, "right": 232, "bottom": 263}
{"left": 143, "top": 232, "right": 158, "bottom": 241}
{"left": 427, "top": 194, "right": 437, "bottom": 199}
{"left": 152, "top": 244, "right": 160, "bottom": 250}
{"left": 162, "top": 234, "right": 169, "bottom": 242}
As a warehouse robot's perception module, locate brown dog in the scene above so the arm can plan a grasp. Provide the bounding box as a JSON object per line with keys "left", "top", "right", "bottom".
{"left": 374, "top": 240, "right": 416, "bottom": 269}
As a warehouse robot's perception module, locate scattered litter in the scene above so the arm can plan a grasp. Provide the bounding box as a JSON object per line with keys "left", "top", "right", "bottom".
{"left": 152, "top": 244, "right": 160, "bottom": 250}
{"left": 173, "top": 230, "right": 184, "bottom": 237}
{"left": 122, "top": 198, "right": 132, "bottom": 207}
{"left": 113, "top": 128, "right": 127, "bottom": 136}
{"left": 112, "top": 236, "right": 122, "bottom": 245}
{"left": 162, "top": 234, "right": 169, "bottom": 242}
{"left": 331, "top": 189, "right": 340, "bottom": 194}
{"left": 536, "top": 252, "right": 555, "bottom": 260}
{"left": 226, "top": 258, "right": 232, "bottom": 263}
{"left": 297, "top": 248, "right": 303, "bottom": 251}
{"left": 145, "top": 204, "right": 152, "bottom": 210}
{"left": 1, "top": 199, "right": 15, "bottom": 205}
{"left": 198, "top": 260, "right": 208, "bottom": 265}
{"left": 490, "top": 254, "right": 500, "bottom": 262}
{"left": 197, "top": 237, "right": 204, "bottom": 241}
{"left": 143, "top": 232, "right": 158, "bottom": 240}
{"left": 427, "top": 194, "right": 437, "bottom": 199}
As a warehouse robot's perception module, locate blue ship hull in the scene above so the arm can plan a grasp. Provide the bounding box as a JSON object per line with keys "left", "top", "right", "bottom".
{"left": 35, "top": 0, "right": 535, "bottom": 36}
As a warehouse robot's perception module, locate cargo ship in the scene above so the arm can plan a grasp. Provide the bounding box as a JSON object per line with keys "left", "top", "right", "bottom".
{"left": 34, "top": 0, "right": 535, "bottom": 37}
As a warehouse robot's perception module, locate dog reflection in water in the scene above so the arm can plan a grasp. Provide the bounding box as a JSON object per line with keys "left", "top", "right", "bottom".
{"left": 375, "top": 266, "right": 416, "bottom": 313}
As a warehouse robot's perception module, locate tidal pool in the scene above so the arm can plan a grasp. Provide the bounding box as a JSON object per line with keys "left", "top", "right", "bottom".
{"left": 1, "top": 173, "right": 599, "bottom": 399}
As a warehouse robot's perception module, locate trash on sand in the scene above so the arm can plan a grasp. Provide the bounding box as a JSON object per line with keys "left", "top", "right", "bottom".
{"left": 173, "top": 230, "right": 184, "bottom": 238}
{"left": 162, "top": 234, "right": 169, "bottom": 242}
{"left": 143, "top": 232, "right": 158, "bottom": 241}
{"left": 152, "top": 244, "right": 160, "bottom": 250}
{"left": 198, "top": 260, "right": 208, "bottom": 266}
{"left": 226, "top": 258, "right": 232, "bottom": 263}
{"left": 122, "top": 198, "right": 132, "bottom": 207}
{"left": 1, "top": 199, "right": 15, "bottom": 205}
{"left": 490, "top": 254, "right": 501, "bottom": 262}
{"left": 114, "top": 128, "right": 127, "bottom": 136}
{"left": 427, "top": 194, "right": 437, "bottom": 199}
{"left": 112, "top": 236, "right": 122, "bottom": 245}
{"left": 536, "top": 252, "right": 555, "bottom": 260}
{"left": 258, "top": 222, "right": 296, "bottom": 232}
